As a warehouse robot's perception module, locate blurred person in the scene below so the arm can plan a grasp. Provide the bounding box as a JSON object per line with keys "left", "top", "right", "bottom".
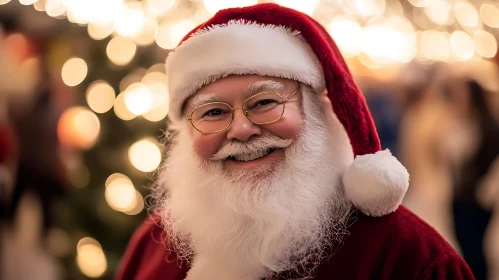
{"left": 0, "top": 25, "right": 63, "bottom": 280}
{"left": 448, "top": 79, "right": 499, "bottom": 280}
{"left": 399, "top": 64, "right": 462, "bottom": 252}
{"left": 116, "top": 4, "right": 474, "bottom": 280}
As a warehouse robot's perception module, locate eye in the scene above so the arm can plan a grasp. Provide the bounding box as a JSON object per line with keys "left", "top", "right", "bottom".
{"left": 203, "top": 108, "right": 225, "bottom": 117}
{"left": 256, "top": 99, "right": 276, "bottom": 106}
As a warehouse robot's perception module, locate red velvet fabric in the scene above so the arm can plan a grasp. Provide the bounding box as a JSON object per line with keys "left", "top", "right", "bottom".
{"left": 177, "top": 3, "right": 380, "bottom": 157}
{"left": 115, "top": 206, "right": 475, "bottom": 280}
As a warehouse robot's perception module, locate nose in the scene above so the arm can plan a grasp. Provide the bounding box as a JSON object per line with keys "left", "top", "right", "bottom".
{"left": 226, "top": 108, "right": 262, "bottom": 141}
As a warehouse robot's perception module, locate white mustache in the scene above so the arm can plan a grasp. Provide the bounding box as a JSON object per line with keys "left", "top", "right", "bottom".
{"left": 211, "top": 134, "right": 293, "bottom": 161}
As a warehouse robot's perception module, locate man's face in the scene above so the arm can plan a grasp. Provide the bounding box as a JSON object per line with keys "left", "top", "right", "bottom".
{"left": 184, "top": 75, "right": 304, "bottom": 172}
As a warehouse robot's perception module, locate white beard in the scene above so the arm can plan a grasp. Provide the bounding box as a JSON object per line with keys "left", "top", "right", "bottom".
{"left": 152, "top": 86, "right": 354, "bottom": 280}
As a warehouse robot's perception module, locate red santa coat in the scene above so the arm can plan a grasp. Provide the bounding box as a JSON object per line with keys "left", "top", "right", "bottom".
{"left": 115, "top": 206, "right": 474, "bottom": 280}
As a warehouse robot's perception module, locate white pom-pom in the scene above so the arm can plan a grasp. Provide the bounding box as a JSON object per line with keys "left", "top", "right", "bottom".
{"left": 343, "top": 149, "right": 409, "bottom": 217}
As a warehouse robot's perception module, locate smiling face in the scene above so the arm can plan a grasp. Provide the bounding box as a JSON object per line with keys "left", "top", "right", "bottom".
{"left": 184, "top": 75, "right": 304, "bottom": 174}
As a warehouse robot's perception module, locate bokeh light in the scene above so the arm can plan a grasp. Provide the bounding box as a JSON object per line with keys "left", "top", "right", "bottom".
{"left": 450, "top": 30, "right": 475, "bottom": 60}
{"left": 353, "top": 0, "right": 386, "bottom": 16}
{"left": 133, "top": 17, "right": 158, "bottom": 46}
{"left": 105, "top": 176, "right": 137, "bottom": 211}
{"left": 480, "top": 4, "right": 499, "bottom": 28}
{"left": 203, "top": 0, "right": 258, "bottom": 14}
{"left": 76, "top": 237, "right": 107, "bottom": 278}
{"left": 19, "top": 0, "right": 38, "bottom": 5}
{"left": 114, "top": 92, "right": 137, "bottom": 121}
{"left": 106, "top": 36, "right": 137, "bottom": 66}
{"left": 86, "top": 80, "right": 116, "bottom": 114}
{"left": 128, "top": 139, "right": 161, "bottom": 172}
{"left": 45, "top": 0, "right": 66, "bottom": 17}
{"left": 474, "top": 30, "right": 498, "bottom": 58}
{"left": 328, "top": 16, "right": 363, "bottom": 57}
{"left": 87, "top": 22, "right": 114, "bottom": 40}
{"left": 418, "top": 30, "right": 451, "bottom": 61}
{"left": 61, "top": 57, "right": 88, "bottom": 87}
{"left": 408, "top": 0, "right": 429, "bottom": 8}
{"left": 274, "top": 0, "right": 319, "bottom": 15}
{"left": 33, "top": 0, "right": 45, "bottom": 11}
{"left": 124, "top": 83, "right": 153, "bottom": 115}
{"left": 424, "top": 0, "right": 453, "bottom": 26}
{"left": 123, "top": 190, "right": 145, "bottom": 215}
{"left": 155, "top": 19, "right": 196, "bottom": 50}
{"left": 454, "top": 1, "right": 479, "bottom": 28}
{"left": 145, "top": 0, "right": 176, "bottom": 16}
{"left": 57, "top": 107, "right": 101, "bottom": 150}
{"left": 114, "top": 2, "right": 145, "bottom": 38}
{"left": 0, "top": 0, "right": 11, "bottom": 5}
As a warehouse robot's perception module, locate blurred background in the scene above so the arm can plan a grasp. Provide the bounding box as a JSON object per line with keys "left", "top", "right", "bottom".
{"left": 0, "top": 0, "right": 498, "bottom": 279}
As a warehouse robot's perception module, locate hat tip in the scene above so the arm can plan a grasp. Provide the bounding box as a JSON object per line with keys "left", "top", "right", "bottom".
{"left": 343, "top": 149, "right": 409, "bottom": 217}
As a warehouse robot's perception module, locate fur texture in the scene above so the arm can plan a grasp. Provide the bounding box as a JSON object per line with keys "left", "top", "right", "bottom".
{"left": 343, "top": 150, "right": 410, "bottom": 217}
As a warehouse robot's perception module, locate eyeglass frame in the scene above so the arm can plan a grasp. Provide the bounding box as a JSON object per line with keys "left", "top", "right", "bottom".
{"left": 185, "top": 89, "right": 299, "bottom": 134}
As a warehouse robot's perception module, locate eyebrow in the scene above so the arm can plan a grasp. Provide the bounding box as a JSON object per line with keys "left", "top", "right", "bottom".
{"left": 188, "top": 80, "right": 286, "bottom": 110}
{"left": 247, "top": 80, "right": 285, "bottom": 94}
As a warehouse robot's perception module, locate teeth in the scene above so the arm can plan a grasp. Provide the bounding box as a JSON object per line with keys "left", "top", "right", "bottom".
{"left": 234, "top": 149, "right": 271, "bottom": 162}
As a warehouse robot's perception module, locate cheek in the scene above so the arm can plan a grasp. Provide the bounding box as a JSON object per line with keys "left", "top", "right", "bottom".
{"left": 264, "top": 107, "right": 304, "bottom": 140}
{"left": 192, "top": 132, "right": 225, "bottom": 160}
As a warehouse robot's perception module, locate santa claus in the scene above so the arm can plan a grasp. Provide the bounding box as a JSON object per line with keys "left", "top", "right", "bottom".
{"left": 116, "top": 3, "right": 474, "bottom": 280}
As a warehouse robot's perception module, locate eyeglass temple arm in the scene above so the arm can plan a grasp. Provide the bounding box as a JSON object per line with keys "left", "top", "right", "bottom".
{"left": 282, "top": 90, "right": 299, "bottom": 102}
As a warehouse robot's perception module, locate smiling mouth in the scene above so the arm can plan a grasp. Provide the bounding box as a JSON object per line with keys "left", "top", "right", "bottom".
{"left": 227, "top": 148, "right": 277, "bottom": 162}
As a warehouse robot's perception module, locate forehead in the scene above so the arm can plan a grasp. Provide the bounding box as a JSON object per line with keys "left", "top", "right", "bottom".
{"left": 186, "top": 75, "right": 295, "bottom": 107}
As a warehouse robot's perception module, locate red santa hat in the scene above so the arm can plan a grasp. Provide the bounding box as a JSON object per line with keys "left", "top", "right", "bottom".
{"left": 165, "top": 3, "right": 409, "bottom": 217}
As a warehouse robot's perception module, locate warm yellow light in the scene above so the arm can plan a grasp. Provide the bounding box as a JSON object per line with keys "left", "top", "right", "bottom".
{"left": 57, "top": 107, "right": 100, "bottom": 150}
{"left": 328, "top": 16, "right": 363, "bottom": 57}
{"left": 45, "top": 0, "right": 66, "bottom": 17}
{"left": 33, "top": 0, "right": 45, "bottom": 11}
{"left": 106, "top": 36, "right": 137, "bottom": 66}
{"left": 480, "top": 4, "right": 499, "bottom": 28}
{"left": 155, "top": 19, "right": 196, "bottom": 50}
{"left": 86, "top": 81, "right": 116, "bottom": 114}
{"left": 128, "top": 139, "right": 161, "bottom": 172}
{"left": 76, "top": 239, "right": 107, "bottom": 278}
{"left": 114, "top": 92, "right": 137, "bottom": 121}
{"left": 105, "top": 173, "right": 131, "bottom": 187}
{"left": 353, "top": 0, "right": 385, "bottom": 16}
{"left": 408, "top": 0, "right": 429, "bottom": 8}
{"left": 61, "top": 57, "right": 88, "bottom": 87}
{"left": 450, "top": 31, "right": 475, "bottom": 60}
{"left": 87, "top": 22, "right": 114, "bottom": 41}
{"left": 425, "top": 1, "right": 452, "bottom": 26}
{"left": 454, "top": 1, "right": 479, "bottom": 28}
{"left": 133, "top": 17, "right": 158, "bottom": 46}
{"left": 474, "top": 30, "right": 498, "bottom": 58}
{"left": 123, "top": 190, "right": 145, "bottom": 215}
{"left": 203, "top": 0, "right": 258, "bottom": 14}
{"left": 105, "top": 177, "right": 137, "bottom": 211}
{"left": 0, "top": 0, "right": 11, "bottom": 5}
{"left": 114, "top": 2, "right": 145, "bottom": 38}
{"left": 418, "top": 30, "right": 451, "bottom": 61}
{"left": 19, "top": 0, "right": 37, "bottom": 5}
{"left": 274, "top": 0, "right": 319, "bottom": 15}
{"left": 141, "top": 73, "right": 169, "bottom": 122}
{"left": 124, "top": 83, "right": 153, "bottom": 115}
{"left": 145, "top": 0, "right": 176, "bottom": 16}
{"left": 363, "top": 22, "right": 415, "bottom": 64}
